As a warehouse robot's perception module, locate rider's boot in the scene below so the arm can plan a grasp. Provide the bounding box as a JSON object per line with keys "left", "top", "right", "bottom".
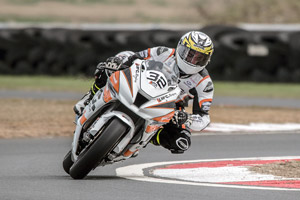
{"left": 150, "top": 123, "right": 191, "bottom": 154}
{"left": 73, "top": 91, "right": 93, "bottom": 115}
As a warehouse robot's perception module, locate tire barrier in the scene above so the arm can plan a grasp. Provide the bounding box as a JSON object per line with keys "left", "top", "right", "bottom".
{"left": 0, "top": 25, "right": 299, "bottom": 82}
{"left": 200, "top": 25, "right": 299, "bottom": 82}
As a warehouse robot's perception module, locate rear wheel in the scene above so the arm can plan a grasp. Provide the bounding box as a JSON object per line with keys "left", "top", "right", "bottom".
{"left": 69, "top": 118, "right": 128, "bottom": 179}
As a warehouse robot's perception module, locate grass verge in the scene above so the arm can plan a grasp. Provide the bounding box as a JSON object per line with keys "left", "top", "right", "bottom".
{"left": 0, "top": 75, "right": 93, "bottom": 93}
{"left": 1, "top": 75, "right": 300, "bottom": 99}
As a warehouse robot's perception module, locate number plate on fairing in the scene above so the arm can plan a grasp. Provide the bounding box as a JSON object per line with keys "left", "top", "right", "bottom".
{"left": 146, "top": 70, "right": 167, "bottom": 89}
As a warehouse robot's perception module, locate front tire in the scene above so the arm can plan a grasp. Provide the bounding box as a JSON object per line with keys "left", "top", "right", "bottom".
{"left": 63, "top": 150, "right": 73, "bottom": 174}
{"left": 69, "top": 118, "right": 128, "bottom": 179}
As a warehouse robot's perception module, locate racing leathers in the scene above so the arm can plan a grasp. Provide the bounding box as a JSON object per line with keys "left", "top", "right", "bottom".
{"left": 74, "top": 46, "right": 214, "bottom": 153}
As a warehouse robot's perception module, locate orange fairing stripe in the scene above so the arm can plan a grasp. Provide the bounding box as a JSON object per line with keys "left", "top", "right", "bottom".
{"left": 123, "top": 149, "right": 138, "bottom": 157}
{"left": 145, "top": 48, "right": 151, "bottom": 60}
{"left": 80, "top": 113, "right": 87, "bottom": 125}
{"left": 153, "top": 111, "right": 175, "bottom": 123}
{"left": 196, "top": 75, "right": 210, "bottom": 87}
{"left": 103, "top": 85, "right": 112, "bottom": 103}
{"left": 164, "top": 48, "right": 175, "bottom": 61}
{"left": 109, "top": 71, "right": 120, "bottom": 93}
{"left": 199, "top": 98, "right": 212, "bottom": 108}
{"left": 145, "top": 125, "right": 161, "bottom": 133}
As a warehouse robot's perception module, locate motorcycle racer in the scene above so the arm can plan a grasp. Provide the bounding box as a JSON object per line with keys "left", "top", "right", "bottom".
{"left": 74, "top": 31, "right": 214, "bottom": 154}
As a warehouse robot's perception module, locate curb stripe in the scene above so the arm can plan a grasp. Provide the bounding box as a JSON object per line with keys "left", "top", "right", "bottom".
{"left": 116, "top": 156, "right": 300, "bottom": 191}
{"left": 222, "top": 180, "right": 300, "bottom": 189}
{"left": 160, "top": 159, "right": 300, "bottom": 169}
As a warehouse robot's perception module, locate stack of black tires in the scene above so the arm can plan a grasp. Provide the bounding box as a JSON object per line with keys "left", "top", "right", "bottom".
{"left": 0, "top": 25, "right": 299, "bottom": 82}
{"left": 202, "top": 25, "right": 300, "bottom": 82}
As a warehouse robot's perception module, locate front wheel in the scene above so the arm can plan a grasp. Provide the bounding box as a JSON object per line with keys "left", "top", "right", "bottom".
{"left": 62, "top": 150, "right": 74, "bottom": 174}
{"left": 69, "top": 118, "right": 128, "bottom": 179}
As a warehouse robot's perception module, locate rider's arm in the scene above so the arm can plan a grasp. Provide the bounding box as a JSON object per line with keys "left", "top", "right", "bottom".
{"left": 133, "top": 47, "right": 175, "bottom": 62}
{"left": 185, "top": 70, "right": 214, "bottom": 132}
{"left": 91, "top": 47, "right": 174, "bottom": 96}
{"left": 91, "top": 51, "right": 139, "bottom": 96}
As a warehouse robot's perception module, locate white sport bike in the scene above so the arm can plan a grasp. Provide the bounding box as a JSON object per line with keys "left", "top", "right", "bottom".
{"left": 63, "top": 59, "right": 181, "bottom": 179}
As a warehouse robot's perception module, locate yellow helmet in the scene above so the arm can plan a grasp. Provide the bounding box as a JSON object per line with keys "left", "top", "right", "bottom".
{"left": 176, "top": 31, "right": 214, "bottom": 75}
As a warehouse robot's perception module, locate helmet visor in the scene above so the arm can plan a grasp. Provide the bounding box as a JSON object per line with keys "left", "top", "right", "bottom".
{"left": 177, "top": 44, "right": 210, "bottom": 67}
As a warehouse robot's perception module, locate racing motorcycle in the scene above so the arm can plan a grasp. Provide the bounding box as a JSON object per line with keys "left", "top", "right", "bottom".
{"left": 63, "top": 59, "right": 181, "bottom": 179}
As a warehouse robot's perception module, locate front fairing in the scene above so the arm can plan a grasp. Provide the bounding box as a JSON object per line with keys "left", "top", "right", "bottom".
{"left": 110, "top": 59, "right": 181, "bottom": 121}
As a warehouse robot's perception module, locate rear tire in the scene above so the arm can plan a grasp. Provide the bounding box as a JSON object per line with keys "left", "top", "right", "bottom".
{"left": 63, "top": 150, "right": 74, "bottom": 174}
{"left": 69, "top": 118, "right": 128, "bottom": 179}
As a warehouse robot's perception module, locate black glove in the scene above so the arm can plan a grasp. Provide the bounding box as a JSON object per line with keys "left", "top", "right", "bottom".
{"left": 105, "top": 56, "right": 123, "bottom": 70}
{"left": 152, "top": 123, "right": 191, "bottom": 154}
{"left": 171, "top": 110, "right": 189, "bottom": 127}
{"left": 123, "top": 53, "right": 144, "bottom": 66}
{"left": 95, "top": 56, "right": 125, "bottom": 78}
{"left": 94, "top": 62, "right": 106, "bottom": 78}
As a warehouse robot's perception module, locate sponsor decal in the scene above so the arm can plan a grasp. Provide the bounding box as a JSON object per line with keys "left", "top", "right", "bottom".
{"left": 106, "top": 62, "right": 119, "bottom": 70}
{"left": 203, "top": 81, "right": 213, "bottom": 93}
{"left": 149, "top": 81, "right": 158, "bottom": 88}
{"left": 156, "top": 47, "right": 169, "bottom": 56}
{"left": 201, "top": 101, "right": 211, "bottom": 112}
{"left": 157, "top": 92, "right": 177, "bottom": 102}
{"left": 133, "top": 65, "right": 140, "bottom": 82}
{"left": 184, "top": 80, "right": 193, "bottom": 87}
{"left": 176, "top": 137, "right": 189, "bottom": 150}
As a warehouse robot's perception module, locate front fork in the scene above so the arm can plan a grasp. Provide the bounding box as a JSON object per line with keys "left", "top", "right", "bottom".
{"left": 71, "top": 88, "right": 111, "bottom": 161}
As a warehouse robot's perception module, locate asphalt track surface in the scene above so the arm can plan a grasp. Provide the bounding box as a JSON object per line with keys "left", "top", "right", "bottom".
{"left": 1, "top": 90, "right": 299, "bottom": 199}
{"left": 0, "top": 133, "right": 299, "bottom": 200}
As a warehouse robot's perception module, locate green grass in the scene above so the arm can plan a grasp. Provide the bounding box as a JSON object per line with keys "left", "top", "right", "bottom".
{"left": 0, "top": 15, "right": 68, "bottom": 23}
{"left": 1, "top": 75, "right": 300, "bottom": 99}
{"left": 214, "top": 82, "right": 300, "bottom": 99}
{"left": 0, "top": 75, "right": 94, "bottom": 93}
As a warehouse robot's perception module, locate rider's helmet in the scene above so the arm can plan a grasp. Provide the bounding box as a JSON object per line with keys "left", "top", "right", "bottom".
{"left": 176, "top": 31, "right": 214, "bottom": 76}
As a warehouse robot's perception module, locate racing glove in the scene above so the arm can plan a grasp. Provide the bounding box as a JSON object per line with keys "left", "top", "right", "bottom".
{"left": 171, "top": 110, "right": 192, "bottom": 128}
{"left": 92, "top": 55, "right": 132, "bottom": 95}
{"left": 95, "top": 53, "right": 144, "bottom": 78}
{"left": 105, "top": 56, "right": 124, "bottom": 71}
{"left": 94, "top": 56, "right": 125, "bottom": 79}
{"left": 94, "top": 62, "right": 106, "bottom": 78}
